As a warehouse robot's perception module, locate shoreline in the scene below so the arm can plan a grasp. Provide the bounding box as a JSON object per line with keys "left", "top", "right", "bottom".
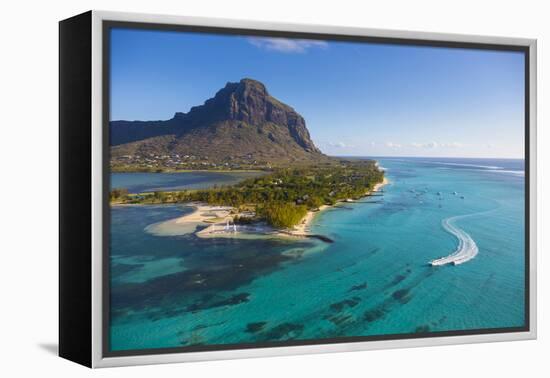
{"left": 111, "top": 168, "right": 269, "bottom": 174}
{"left": 283, "top": 176, "right": 389, "bottom": 238}
{"left": 373, "top": 176, "right": 389, "bottom": 192}
{"left": 145, "top": 202, "right": 234, "bottom": 236}
{"left": 145, "top": 175, "right": 389, "bottom": 242}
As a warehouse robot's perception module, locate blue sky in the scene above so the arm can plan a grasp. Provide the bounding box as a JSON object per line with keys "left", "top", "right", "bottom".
{"left": 110, "top": 28, "right": 525, "bottom": 158}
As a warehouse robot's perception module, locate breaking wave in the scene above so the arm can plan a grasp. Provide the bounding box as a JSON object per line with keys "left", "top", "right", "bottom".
{"left": 429, "top": 161, "right": 502, "bottom": 170}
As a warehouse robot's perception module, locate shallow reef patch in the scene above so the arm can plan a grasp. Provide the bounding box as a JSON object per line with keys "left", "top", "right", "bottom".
{"left": 245, "top": 321, "right": 268, "bottom": 333}
{"left": 186, "top": 292, "right": 250, "bottom": 312}
{"left": 329, "top": 297, "right": 361, "bottom": 312}
{"left": 392, "top": 288, "right": 412, "bottom": 304}
{"left": 363, "top": 308, "right": 387, "bottom": 322}
{"left": 262, "top": 322, "right": 305, "bottom": 341}
{"left": 325, "top": 314, "right": 353, "bottom": 326}
{"left": 348, "top": 282, "right": 368, "bottom": 292}
{"left": 414, "top": 325, "right": 431, "bottom": 333}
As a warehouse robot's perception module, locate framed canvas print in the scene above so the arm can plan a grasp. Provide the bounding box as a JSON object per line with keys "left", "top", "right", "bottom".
{"left": 59, "top": 10, "right": 537, "bottom": 368}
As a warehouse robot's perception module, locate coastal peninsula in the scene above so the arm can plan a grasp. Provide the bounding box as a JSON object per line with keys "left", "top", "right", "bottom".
{"left": 120, "top": 167, "right": 387, "bottom": 242}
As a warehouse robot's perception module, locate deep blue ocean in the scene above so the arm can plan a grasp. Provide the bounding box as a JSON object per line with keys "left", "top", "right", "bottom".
{"left": 109, "top": 157, "right": 525, "bottom": 351}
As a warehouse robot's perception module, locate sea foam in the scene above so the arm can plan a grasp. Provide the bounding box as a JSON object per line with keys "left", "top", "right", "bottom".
{"left": 430, "top": 215, "right": 479, "bottom": 266}
{"left": 429, "top": 161, "right": 502, "bottom": 170}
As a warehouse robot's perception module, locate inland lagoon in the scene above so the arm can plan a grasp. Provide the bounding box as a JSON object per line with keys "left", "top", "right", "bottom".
{"left": 109, "top": 157, "right": 525, "bottom": 351}
{"left": 110, "top": 171, "right": 264, "bottom": 194}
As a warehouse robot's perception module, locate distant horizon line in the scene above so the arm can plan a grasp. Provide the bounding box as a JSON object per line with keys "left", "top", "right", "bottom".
{"left": 331, "top": 154, "right": 525, "bottom": 160}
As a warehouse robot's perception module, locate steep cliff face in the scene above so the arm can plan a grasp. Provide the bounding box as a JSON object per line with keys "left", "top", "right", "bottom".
{"left": 110, "top": 78, "right": 324, "bottom": 164}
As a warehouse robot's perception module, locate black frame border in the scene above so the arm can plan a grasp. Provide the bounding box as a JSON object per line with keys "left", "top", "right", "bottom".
{"left": 101, "top": 20, "right": 531, "bottom": 359}
{"left": 59, "top": 11, "right": 93, "bottom": 367}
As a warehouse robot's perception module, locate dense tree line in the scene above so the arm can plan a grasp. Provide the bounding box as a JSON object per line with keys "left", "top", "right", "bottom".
{"left": 110, "top": 188, "right": 129, "bottom": 201}
{"left": 110, "top": 160, "right": 384, "bottom": 228}
{"left": 258, "top": 202, "right": 308, "bottom": 228}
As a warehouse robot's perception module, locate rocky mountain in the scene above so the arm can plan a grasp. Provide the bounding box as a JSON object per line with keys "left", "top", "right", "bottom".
{"left": 110, "top": 78, "right": 327, "bottom": 167}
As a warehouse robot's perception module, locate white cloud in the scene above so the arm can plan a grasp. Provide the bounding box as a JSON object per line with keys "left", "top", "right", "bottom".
{"left": 385, "top": 142, "right": 402, "bottom": 149}
{"left": 440, "top": 142, "right": 463, "bottom": 148}
{"left": 409, "top": 141, "right": 463, "bottom": 149}
{"left": 248, "top": 37, "right": 328, "bottom": 53}
{"left": 409, "top": 141, "right": 437, "bottom": 149}
{"left": 327, "top": 141, "right": 354, "bottom": 148}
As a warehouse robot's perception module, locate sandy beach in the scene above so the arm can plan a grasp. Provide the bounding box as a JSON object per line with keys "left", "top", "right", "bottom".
{"left": 283, "top": 176, "right": 390, "bottom": 237}
{"left": 175, "top": 203, "right": 233, "bottom": 223}
{"left": 373, "top": 176, "right": 389, "bottom": 192}
{"left": 282, "top": 205, "right": 330, "bottom": 237}
{"left": 145, "top": 203, "right": 234, "bottom": 236}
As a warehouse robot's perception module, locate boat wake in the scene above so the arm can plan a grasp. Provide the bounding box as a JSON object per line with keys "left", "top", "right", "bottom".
{"left": 430, "top": 215, "right": 479, "bottom": 266}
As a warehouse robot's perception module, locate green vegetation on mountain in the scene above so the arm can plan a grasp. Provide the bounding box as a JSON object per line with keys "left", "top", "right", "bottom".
{"left": 110, "top": 78, "right": 330, "bottom": 171}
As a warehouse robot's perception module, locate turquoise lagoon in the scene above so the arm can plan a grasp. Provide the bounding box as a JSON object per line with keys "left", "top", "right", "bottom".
{"left": 109, "top": 157, "right": 526, "bottom": 351}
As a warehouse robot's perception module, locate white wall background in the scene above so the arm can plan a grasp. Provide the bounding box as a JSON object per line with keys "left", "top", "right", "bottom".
{"left": 0, "top": 0, "right": 546, "bottom": 376}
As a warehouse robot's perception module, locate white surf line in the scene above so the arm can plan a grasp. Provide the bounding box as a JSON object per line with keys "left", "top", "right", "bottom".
{"left": 419, "top": 160, "right": 503, "bottom": 170}
{"left": 430, "top": 215, "right": 479, "bottom": 266}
